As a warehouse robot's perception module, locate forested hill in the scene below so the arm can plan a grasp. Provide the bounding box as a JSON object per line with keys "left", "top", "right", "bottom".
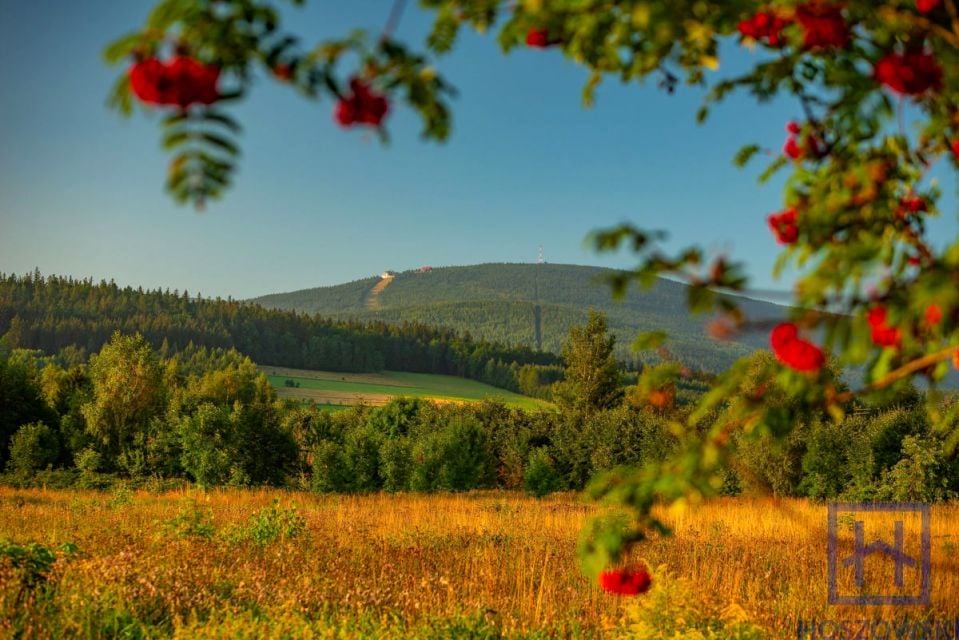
{"left": 252, "top": 263, "right": 789, "bottom": 372}
{"left": 0, "top": 272, "right": 558, "bottom": 388}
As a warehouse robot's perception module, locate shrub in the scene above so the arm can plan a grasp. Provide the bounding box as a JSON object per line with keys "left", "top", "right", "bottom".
{"left": 524, "top": 447, "right": 561, "bottom": 498}
{"left": 412, "top": 416, "right": 495, "bottom": 492}
{"left": 379, "top": 437, "right": 413, "bottom": 492}
{"left": 311, "top": 440, "right": 350, "bottom": 493}
{"left": 619, "top": 566, "right": 768, "bottom": 639}
{"left": 74, "top": 447, "right": 102, "bottom": 475}
{"left": 874, "top": 436, "right": 955, "bottom": 502}
{"left": 243, "top": 499, "right": 306, "bottom": 546}
{"left": 163, "top": 498, "right": 216, "bottom": 539}
{"left": 7, "top": 422, "right": 59, "bottom": 475}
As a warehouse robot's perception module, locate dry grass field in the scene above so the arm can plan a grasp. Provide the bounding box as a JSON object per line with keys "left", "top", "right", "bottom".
{"left": 1, "top": 488, "right": 957, "bottom": 638}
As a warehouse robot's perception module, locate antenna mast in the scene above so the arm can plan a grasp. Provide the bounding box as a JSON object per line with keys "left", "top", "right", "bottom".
{"left": 537, "top": 245, "right": 544, "bottom": 264}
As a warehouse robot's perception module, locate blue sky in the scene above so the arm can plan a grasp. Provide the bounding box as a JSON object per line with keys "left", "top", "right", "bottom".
{"left": 1, "top": 1, "right": 952, "bottom": 300}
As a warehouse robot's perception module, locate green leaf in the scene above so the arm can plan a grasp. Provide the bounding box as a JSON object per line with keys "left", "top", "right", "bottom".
{"left": 733, "top": 143, "right": 761, "bottom": 168}
{"left": 199, "top": 132, "right": 241, "bottom": 156}
{"left": 103, "top": 33, "right": 144, "bottom": 65}
{"left": 201, "top": 111, "right": 243, "bottom": 135}
{"left": 162, "top": 130, "right": 192, "bottom": 151}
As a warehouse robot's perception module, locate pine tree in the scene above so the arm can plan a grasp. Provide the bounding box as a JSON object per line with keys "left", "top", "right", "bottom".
{"left": 553, "top": 311, "right": 622, "bottom": 417}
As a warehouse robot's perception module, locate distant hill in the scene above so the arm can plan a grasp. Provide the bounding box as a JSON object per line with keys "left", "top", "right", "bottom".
{"left": 251, "top": 263, "right": 788, "bottom": 372}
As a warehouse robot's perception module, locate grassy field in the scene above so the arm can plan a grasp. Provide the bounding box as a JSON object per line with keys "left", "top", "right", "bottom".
{"left": 1, "top": 488, "right": 957, "bottom": 638}
{"left": 262, "top": 366, "right": 554, "bottom": 411}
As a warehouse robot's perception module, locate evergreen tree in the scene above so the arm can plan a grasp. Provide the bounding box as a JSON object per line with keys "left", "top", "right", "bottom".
{"left": 552, "top": 312, "right": 622, "bottom": 417}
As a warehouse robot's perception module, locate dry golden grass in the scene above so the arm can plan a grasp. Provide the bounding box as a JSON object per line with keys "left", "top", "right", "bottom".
{"left": 0, "top": 488, "right": 957, "bottom": 638}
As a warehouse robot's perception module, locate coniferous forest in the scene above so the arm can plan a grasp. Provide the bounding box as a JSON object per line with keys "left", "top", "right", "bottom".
{"left": 0, "top": 271, "right": 558, "bottom": 391}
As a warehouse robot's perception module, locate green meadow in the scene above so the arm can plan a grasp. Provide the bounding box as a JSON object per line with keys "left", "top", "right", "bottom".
{"left": 262, "top": 366, "right": 554, "bottom": 411}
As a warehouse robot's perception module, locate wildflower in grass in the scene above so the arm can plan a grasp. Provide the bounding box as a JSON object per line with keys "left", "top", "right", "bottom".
{"left": 599, "top": 566, "right": 652, "bottom": 596}
{"left": 770, "top": 322, "right": 825, "bottom": 373}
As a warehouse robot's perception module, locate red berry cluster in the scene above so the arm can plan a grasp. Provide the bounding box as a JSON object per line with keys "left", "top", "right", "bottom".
{"left": 794, "top": 3, "right": 850, "bottom": 49}
{"left": 738, "top": 3, "right": 849, "bottom": 50}
{"left": 783, "top": 121, "right": 824, "bottom": 160}
{"left": 737, "top": 10, "right": 790, "bottom": 47}
{"left": 770, "top": 323, "right": 825, "bottom": 373}
{"left": 129, "top": 57, "right": 220, "bottom": 109}
{"left": 867, "top": 306, "right": 902, "bottom": 348}
{"left": 526, "top": 28, "right": 560, "bottom": 48}
{"left": 598, "top": 566, "right": 652, "bottom": 596}
{"left": 767, "top": 208, "right": 799, "bottom": 244}
{"left": 334, "top": 78, "right": 390, "bottom": 128}
{"left": 874, "top": 51, "right": 943, "bottom": 96}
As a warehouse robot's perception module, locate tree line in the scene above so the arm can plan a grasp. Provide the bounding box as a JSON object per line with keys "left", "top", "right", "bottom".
{"left": 0, "top": 271, "right": 559, "bottom": 392}
{"left": 2, "top": 315, "right": 957, "bottom": 503}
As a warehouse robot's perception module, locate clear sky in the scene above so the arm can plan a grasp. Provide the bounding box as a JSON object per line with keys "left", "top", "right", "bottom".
{"left": 1, "top": 1, "right": 954, "bottom": 301}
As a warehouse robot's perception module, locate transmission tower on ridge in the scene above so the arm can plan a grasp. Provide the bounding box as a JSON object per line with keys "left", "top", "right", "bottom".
{"left": 533, "top": 244, "right": 544, "bottom": 351}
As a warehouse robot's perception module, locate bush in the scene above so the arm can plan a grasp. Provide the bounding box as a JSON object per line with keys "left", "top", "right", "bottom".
{"left": 524, "top": 447, "right": 561, "bottom": 498}
{"left": 379, "top": 437, "right": 413, "bottom": 492}
{"left": 242, "top": 499, "right": 306, "bottom": 546}
{"left": 342, "top": 425, "right": 382, "bottom": 492}
{"left": 74, "top": 447, "right": 102, "bottom": 475}
{"left": 620, "top": 566, "right": 767, "bottom": 639}
{"left": 411, "top": 416, "right": 495, "bottom": 492}
{"left": 163, "top": 499, "right": 216, "bottom": 539}
{"left": 874, "top": 436, "right": 956, "bottom": 502}
{"left": 311, "top": 440, "right": 350, "bottom": 493}
{"left": 7, "top": 422, "right": 59, "bottom": 475}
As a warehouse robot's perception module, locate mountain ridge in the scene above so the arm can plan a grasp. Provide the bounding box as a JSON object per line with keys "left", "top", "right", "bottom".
{"left": 251, "top": 262, "right": 788, "bottom": 372}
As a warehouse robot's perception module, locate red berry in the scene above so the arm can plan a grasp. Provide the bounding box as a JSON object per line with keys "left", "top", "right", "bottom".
{"left": 786, "top": 121, "right": 802, "bottom": 135}
{"left": 917, "top": 0, "right": 941, "bottom": 13}
{"left": 598, "top": 566, "right": 652, "bottom": 596}
{"left": 768, "top": 208, "right": 799, "bottom": 244}
{"left": 925, "top": 304, "right": 942, "bottom": 327}
{"left": 526, "top": 28, "right": 552, "bottom": 48}
{"left": 335, "top": 78, "right": 389, "bottom": 128}
{"left": 770, "top": 323, "right": 825, "bottom": 373}
{"left": 874, "top": 51, "right": 943, "bottom": 96}
{"left": 867, "top": 306, "right": 902, "bottom": 347}
{"left": 795, "top": 2, "right": 850, "bottom": 50}
{"left": 783, "top": 136, "right": 804, "bottom": 159}
{"left": 738, "top": 10, "right": 791, "bottom": 47}
{"left": 129, "top": 58, "right": 168, "bottom": 105}
{"left": 128, "top": 56, "right": 219, "bottom": 109}
{"left": 900, "top": 196, "right": 927, "bottom": 214}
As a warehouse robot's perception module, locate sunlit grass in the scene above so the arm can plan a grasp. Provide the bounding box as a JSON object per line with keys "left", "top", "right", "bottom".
{"left": 1, "top": 488, "right": 956, "bottom": 638}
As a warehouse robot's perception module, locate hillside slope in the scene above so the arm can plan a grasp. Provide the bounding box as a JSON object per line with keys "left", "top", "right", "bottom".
{"left": 252, "top": 263, "right": 788, "bottom": 371}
